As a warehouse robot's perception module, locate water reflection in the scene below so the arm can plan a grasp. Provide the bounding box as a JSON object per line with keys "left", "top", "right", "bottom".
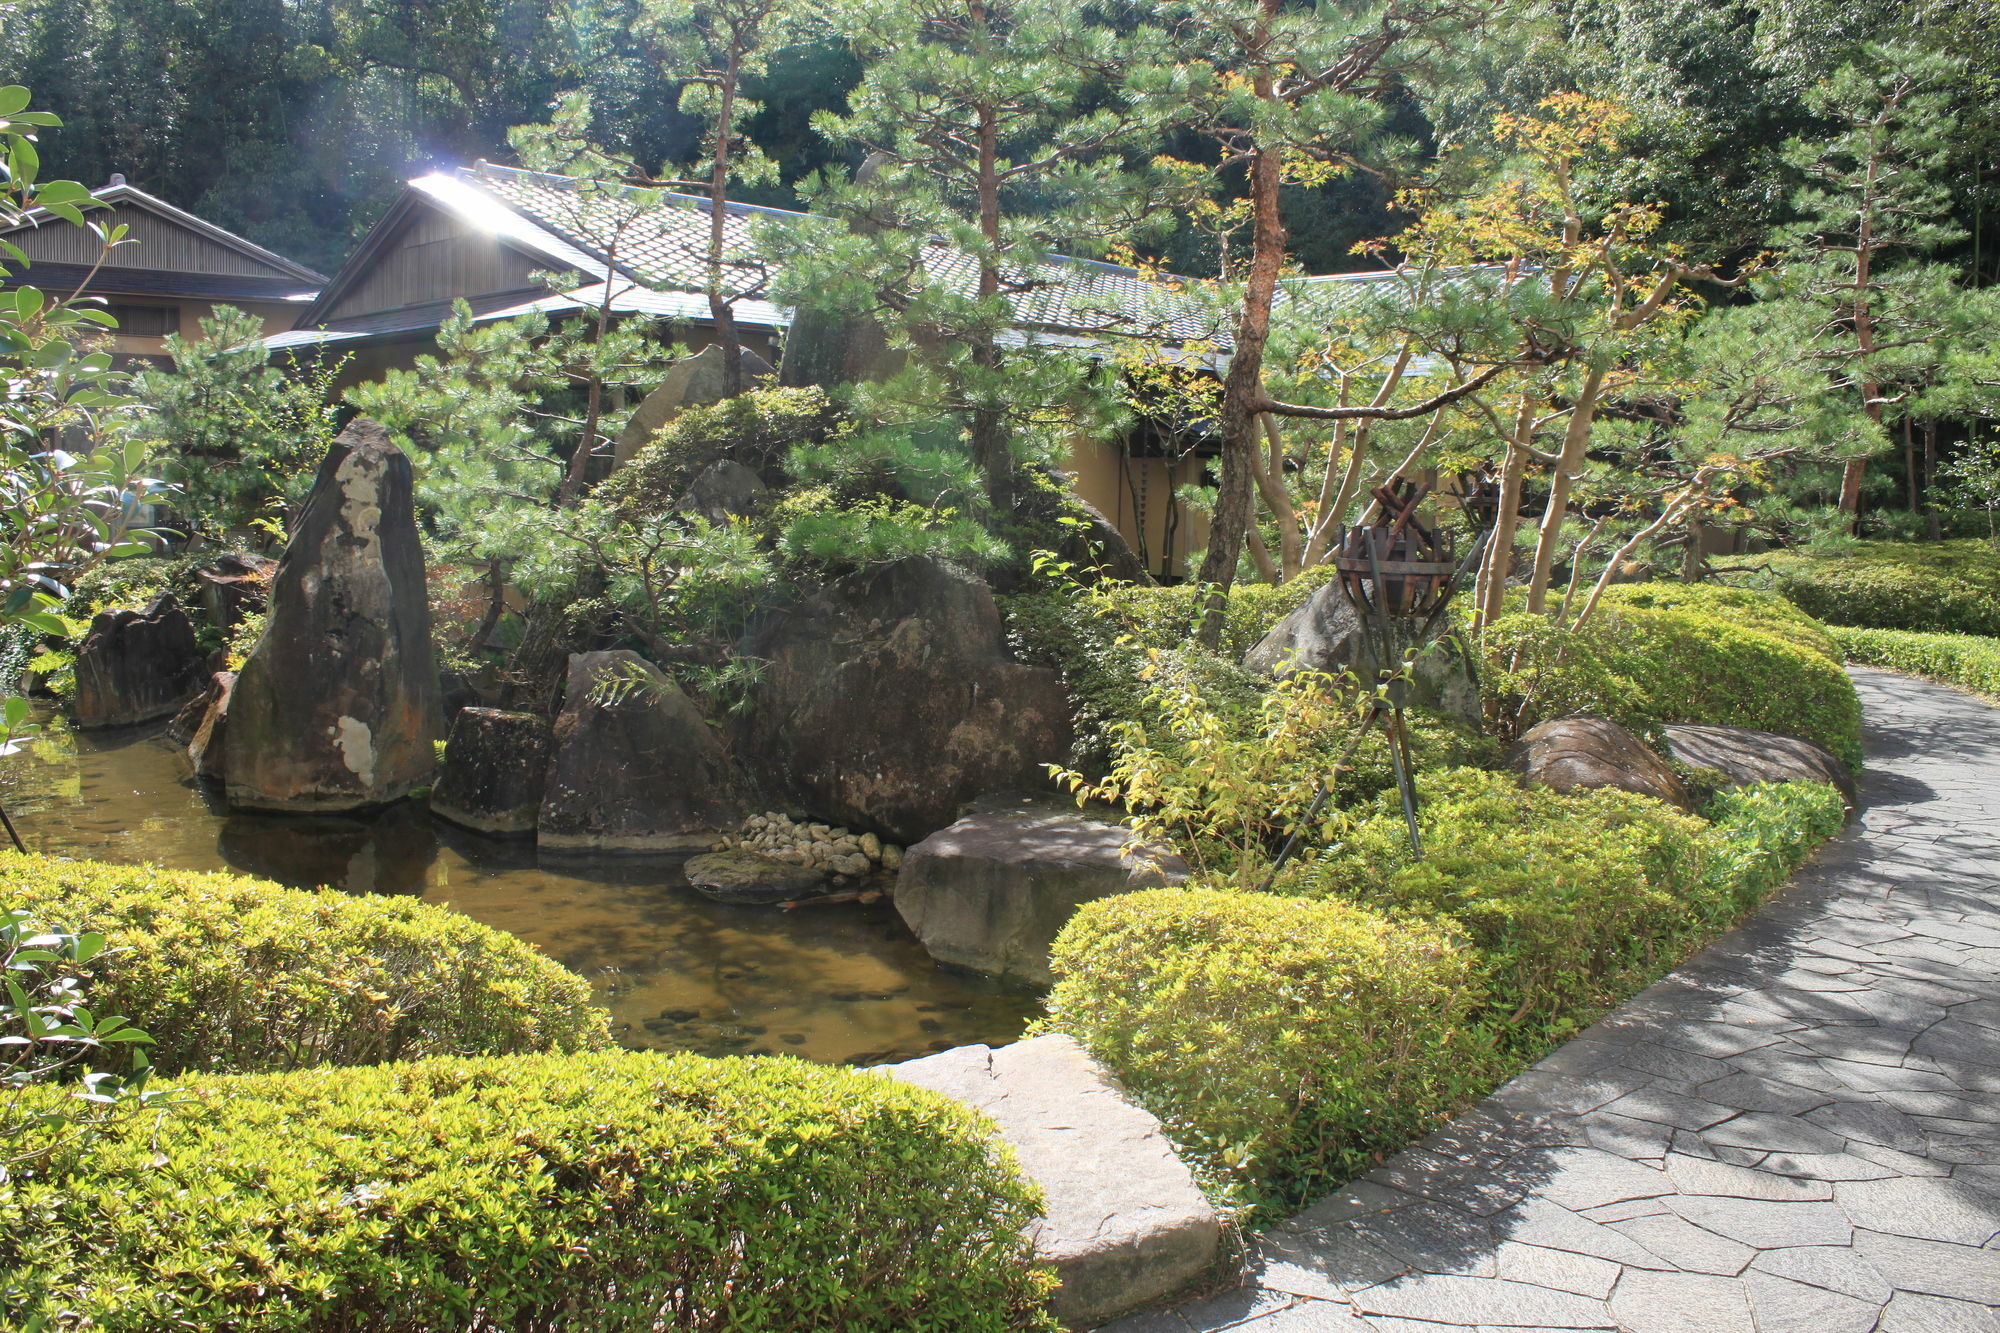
{"left": 0, "top": 720, "right": 1036, "bottom": 1065}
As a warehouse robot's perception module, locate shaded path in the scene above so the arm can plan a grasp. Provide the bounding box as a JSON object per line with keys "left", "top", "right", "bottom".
{"left": 1111, "top": 670, "right": 2000, "bottom": 1332}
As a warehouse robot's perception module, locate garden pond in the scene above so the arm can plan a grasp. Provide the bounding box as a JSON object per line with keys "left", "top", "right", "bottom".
{"left": 0, "top": 718, "right": 1037, "bottom": 1065}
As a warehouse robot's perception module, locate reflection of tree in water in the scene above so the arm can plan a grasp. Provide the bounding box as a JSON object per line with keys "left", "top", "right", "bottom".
{"left": 0, "top": 724, "right": 1037, "bottom": 1065}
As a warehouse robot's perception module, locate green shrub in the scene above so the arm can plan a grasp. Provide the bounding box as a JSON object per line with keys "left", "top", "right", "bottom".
{"left": 1297, "top": 769, "right": 1847, "bottom": 1034}
{"left": 1829, "top": 625, "right": 2000, "bottom": 699}
{"left": 1764, "top": 538, "right": 2000, "bottom": 637}
{"left": 1297, "top": 768, "right": 1721, "bottom": 1029}
{"left": 0, "top": 856, "right": 609, "bottom": 1074}
{"left": 1483, "top": 605, "right": 1863, "bottom": 769}
{"left": 592, "top": 385, "right": 848, "bottom": 521}
{"left": 1041, "top": 887, "right": 1477, "bottom": 1205}
{"left": 2, "top": 1051, "right": 1056, "bottom": 1332}
{"left": 1592, "top": 582, "right": 1841, "bottom": 661}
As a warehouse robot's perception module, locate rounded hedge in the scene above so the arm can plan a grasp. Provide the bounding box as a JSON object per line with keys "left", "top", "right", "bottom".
{"left": 2, "top": 1051, "right": 1056, "bottom": 1331}
{"left": 1592, "top": 582, "right": 1841, "bottom": 661}
{"left": 1765, "top": 539, "right": 2000, "bottom": 638}
{"left": 1042, "top": 887, "right": 1477, "bottom": 1202}
{"left": 0, "top": 855, "right": 610, "bottom": 1074}
{"left": 1483, "top": 604, "right": 1863, "bottom": 770}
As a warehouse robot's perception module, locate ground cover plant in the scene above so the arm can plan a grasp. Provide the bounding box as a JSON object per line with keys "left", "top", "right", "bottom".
{"left": 0, "top": 856, "right": 610, "bottom": 1074}
{"left": 1, "top": 1051, "right": 1056, "bottom": 1332}
{"left": 1764, "top": 539, "right": 2000, "bottom": 637}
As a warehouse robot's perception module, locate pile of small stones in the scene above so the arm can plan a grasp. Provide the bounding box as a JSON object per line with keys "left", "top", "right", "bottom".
{"left": 724, "top": 812, "right": 904, "bottom": 878}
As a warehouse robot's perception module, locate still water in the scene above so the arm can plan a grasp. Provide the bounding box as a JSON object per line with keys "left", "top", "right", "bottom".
{"left": 0, "top": 720, "right": 1037, "bottom": 1065}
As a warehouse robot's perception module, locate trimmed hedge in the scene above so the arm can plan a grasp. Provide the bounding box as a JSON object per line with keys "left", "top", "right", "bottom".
{"left": 1041, "top": 888, "right": 1477, "bottom": 1200}
{"left": 0, "top": 856, "right": 609, "bottom": 1074}
{"left": 1592, "top": 581, "right": 1841, "bottom": 661}
{"left": 592, "top": 384, "right": 848, "bottom": 522}
{"left": 1831, "top": 625, "right": 2000, "bottom": 699}
{"left": 1297, "top": 769, "right": 1846, "bottom": 1031}
{"left": 2, "top": 1051, "right": 1056, "bottom": 1332}
{"left": 1765, "top": 539, "right": 2000, "bottom": 637}
{"left": 1483, "top": 603, "right": 1863, "bottom": 770}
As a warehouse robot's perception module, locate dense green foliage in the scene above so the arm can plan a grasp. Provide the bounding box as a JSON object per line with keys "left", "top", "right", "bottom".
{"left": 0, "top": 856, "right": 610, "bottom": 1074}
{"left": 1591, "top": 581, "right": 1842, "bottom": 660}
{"left": 1483, "top": 601, "right": 1864, "bottom": 768}
{"left": 1043, "top": 888, "right": 1477, "bottom": 1199}
{"left": 1766, "top": 538, "right": 2000, "bottom": 636}
{"left": 594, "top": 385, "right": 846, "bottom": 520}
{"left": 1296, "top": 769, "right": 1846, "bottom": 1029}
{"left": 2, "top": 1051, "right": 1056, "bottom": 1331}
{"left": 1831, "top": 625, "right": 2000, "bottom": 698}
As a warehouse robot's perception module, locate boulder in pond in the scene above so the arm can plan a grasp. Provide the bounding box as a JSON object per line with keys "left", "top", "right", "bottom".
{"left": 1662, "top": 723, "right": 1856, "bottom": 806}
{"left": 538, "top": 650, "right": 748, "bottom": 852}
{"left": 71, "top": 593, "right": 207, "bottom": 730}
{"left": 740, "top": 557, "right": 1073, "bottom": 845}
{"left": 225, "top": 419, "right": 440, "bottom": 812}
{"left": 1508, "top": 715, "right": 1688, "bottom": 809}
{"left": 886, "top": 1034, "right": 1222, "bottom": 1327}
{"left": 430, "top": 708, "right": 552, "bottom": 836}
{"left": 684, "top": 849, "right": 831, "bottom": 905}
{"left": 185, "top": 671, "right": 236, "bottom": 784}
{"left": 192, "top": 551, "right": 276, "bottom": 638}
{"left": 895, "top": 795, "right": 1189, "bottom": 987}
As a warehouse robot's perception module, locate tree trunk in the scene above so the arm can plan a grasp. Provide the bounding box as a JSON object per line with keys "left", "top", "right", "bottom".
{"left": 1256, "top": 415, "right": 1301, "bottom": 580}
{"left": 1195, "top": 74, "right": 1285, "bottom": 646}
{"left": 1525, "top": 365, "right": 1607, "bottom": 614}
{"left": 969, "top": 75, "right": 1012, "bottom": 515}
{"left": 709, "top": 45, "right": 746, "bottom": 395}
{"left": 1474, "top": 393, "right": 1537, "bottom": 630}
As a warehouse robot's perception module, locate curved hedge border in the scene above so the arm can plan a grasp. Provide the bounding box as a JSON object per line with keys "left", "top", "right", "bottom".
{"left": 1483, "top": 602, "right": 1863, "bottom": 770}
{"left": 2, "top": 1051, "right": 1055, "bottom": 1332}
{"left": 1830, "top": 626, "right": 2000, "bottom": 700}
{"left": 1766, "top": 539, "right": 2000, "bottom": 638}
{"left": 0, "top": 856, "right": 610, "bottom": 1074}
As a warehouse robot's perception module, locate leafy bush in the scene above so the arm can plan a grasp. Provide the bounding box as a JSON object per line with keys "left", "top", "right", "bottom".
{"left": 594, "top": 385, "right": 848, "bottom": 522}
{"left": 1041, "top": 888, "right": 1476, "bottom": 1204}
{"left": 1592, "top": 581, "right": 1841, "bottom": 661}
{"left": 1830, "top": 625, "right": 2000, "bottom": 699}
{"left": 1483, "top": 604, "right": 1863, "bottom": 769}
{"left": 1297, "top": 769, "right": 1846, "bottom": 1033}
{"left": 2, "top": 1051, "right": 1056, "bottom": 1332}
{"left": 0, "top": 856, "right": 609, "bottom": 1074}
{"left": 1296, "top": 768, "right": 1721, "bottom": 1029}
{"left": 1764, "top": 538, "right": 2000, "bottom": 637}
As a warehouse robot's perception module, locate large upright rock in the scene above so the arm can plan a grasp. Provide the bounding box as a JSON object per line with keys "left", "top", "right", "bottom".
{"left": 896, "top": 795, "right": 1189, "bottom": 986}
{"left": 71, "top": 593, "right": 207, "bottom": 729}
{"left": 224, "top": 419, "right": 440, "bottom": 812}
{"left": 1243, "top": 579, "right": 1481, "bottom": 724}
{"left": 538, "top": 650, "right": 748, "bottom": 851}
{"left": 430, "top": 707, "right": 552, "bottom": 836}
{"left": 887, "top": 1035, "right": 1223, "bottom": 1327}
{"left": 742, "top": 558, "right": 1074, "bottom": 845}
{"left": 1509, "top": 715, "right": 1689, "bottom": 809}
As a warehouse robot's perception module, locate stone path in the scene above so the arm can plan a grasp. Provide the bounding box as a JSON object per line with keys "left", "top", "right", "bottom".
{"left": 1109, "top": 670, "right": 2000, "bottom": 1333}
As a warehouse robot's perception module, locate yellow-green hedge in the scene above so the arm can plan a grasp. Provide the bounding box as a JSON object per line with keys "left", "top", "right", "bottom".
{"left": 1483, "top": 601, "right": 1863, "bottom": 769}
{"left": 1041, "top": 887, "right": 1477, "bottom": 1203}
{"left": 1831, "top": 625, "right": 2000, "bottom": 699}
{"left": 0, "top": 855, "right": 609, "bottom": 1073}
{"left": 2, "top": 1052, "right": 1055, "bottom": 1331}
{"left": 1766, "top": 539, "right": 2000, "bottom": 637}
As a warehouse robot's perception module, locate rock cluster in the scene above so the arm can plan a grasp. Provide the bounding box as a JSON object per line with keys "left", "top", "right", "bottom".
{"left": 1508, "top": 715, "right": 1690, "bottom": 809}
{"left": 71, "top": 593, "right": 208, "bottom": 730}
{"left": 725, "top": 811, "right": 902, "bottom": 879}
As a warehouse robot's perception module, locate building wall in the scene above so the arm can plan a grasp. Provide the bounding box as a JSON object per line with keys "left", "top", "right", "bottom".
{"left": 10, "top": 203, "right": 291, "bottom": 277}
{"left": 1066, "top": 433, "right": 1212, "bottom": 580}
{"left": 324, "top": 206, "right": 546, "bottom": 322}
{"left": 101, "top": 295, "right": 308, "bottom": 359}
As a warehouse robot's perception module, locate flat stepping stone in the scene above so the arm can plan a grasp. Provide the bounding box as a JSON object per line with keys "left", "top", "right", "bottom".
{"left": 887, "top": 1034, "right": 1221, "bottom": 1327}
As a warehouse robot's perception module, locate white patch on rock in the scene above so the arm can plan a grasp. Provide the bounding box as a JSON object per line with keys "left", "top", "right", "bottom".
{"left": 332, "top": 715, "right": 375, "bottom": 780}
{"left": 334, "top": 451, "right": 384, "bottom": 546}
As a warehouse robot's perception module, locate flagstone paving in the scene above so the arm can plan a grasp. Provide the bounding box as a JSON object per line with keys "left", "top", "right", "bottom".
{"left": 1107, "top": 669, "right": 2000, "bottom": 1333}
